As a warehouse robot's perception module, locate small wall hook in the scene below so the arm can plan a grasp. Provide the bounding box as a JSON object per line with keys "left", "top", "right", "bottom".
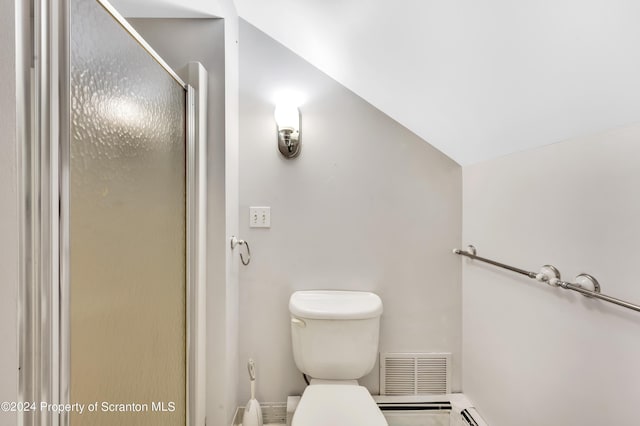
{"left": 230, "top": 236, "right": 251, "bottom": 266}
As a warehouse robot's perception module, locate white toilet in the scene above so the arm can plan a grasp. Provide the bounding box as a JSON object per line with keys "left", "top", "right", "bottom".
{"left": 289, "top": 290, "right": 388, "bottom": 426}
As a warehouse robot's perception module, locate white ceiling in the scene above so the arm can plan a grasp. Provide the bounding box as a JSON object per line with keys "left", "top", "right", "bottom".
{"left": 117, "top": 0, "right": 640, "bottom": 165}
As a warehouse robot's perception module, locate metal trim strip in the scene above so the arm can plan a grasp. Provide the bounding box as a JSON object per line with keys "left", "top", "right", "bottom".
{"left": 96, "top": 0, "right": 187, "bottom": 89}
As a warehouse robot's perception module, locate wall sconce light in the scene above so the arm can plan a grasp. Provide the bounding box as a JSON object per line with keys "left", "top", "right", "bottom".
{"left": 274, "top": 103, "right": 301, "bottom": 158}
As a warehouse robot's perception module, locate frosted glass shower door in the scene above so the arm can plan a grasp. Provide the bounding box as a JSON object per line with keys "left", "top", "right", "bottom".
{"left": 69, "top": 0, "right": 186, "bottom": 424}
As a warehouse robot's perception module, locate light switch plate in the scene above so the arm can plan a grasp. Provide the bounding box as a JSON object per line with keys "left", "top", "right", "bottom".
{"left": 249, "top": 207, "right": 271, "bottom": 228}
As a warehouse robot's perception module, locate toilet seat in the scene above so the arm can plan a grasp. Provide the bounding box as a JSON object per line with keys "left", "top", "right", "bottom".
{"left": 292, "top": 383, "right": 388, "bottom": 426}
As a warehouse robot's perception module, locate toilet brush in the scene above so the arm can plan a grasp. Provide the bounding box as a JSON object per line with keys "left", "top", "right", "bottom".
{"left": 242, "top": 359, "right": 263, "bottom": 426}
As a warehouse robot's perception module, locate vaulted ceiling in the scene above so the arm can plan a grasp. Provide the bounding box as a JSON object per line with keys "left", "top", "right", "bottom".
{"left": 116, "top": 0, "right": 640, "bottom": 164}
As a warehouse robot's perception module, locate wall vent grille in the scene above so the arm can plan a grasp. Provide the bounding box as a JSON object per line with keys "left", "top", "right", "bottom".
{"left": 380, "top": 352, "right": 451, "bottom": 395}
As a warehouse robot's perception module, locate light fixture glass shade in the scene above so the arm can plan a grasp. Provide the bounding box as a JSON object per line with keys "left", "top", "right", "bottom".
{"left": 274, "top": 104, "right": 299, "bottom": 132}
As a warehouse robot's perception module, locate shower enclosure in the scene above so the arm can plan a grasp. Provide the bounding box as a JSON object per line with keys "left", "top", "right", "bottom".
{"left": 19, "top": 0, "right": 207, "bottom": 424}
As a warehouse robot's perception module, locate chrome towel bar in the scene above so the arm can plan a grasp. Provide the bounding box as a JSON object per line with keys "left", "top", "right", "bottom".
{"left": 453, "top": 245, "right": 640, "bottom": 313}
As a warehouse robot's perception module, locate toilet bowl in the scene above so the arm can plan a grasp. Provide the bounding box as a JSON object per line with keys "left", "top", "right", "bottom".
{"left": 289, "top": 290, "right": 387, "bottom": 426}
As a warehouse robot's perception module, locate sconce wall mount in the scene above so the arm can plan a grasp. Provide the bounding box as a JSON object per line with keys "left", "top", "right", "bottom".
{"left": 275, "top": 104, "right": 301, "bottom": 158}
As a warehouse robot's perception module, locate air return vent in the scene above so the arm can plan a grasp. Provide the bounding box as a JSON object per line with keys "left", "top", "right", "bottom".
{"left": 380, "top": 352, "right": 451, "bottom": 395}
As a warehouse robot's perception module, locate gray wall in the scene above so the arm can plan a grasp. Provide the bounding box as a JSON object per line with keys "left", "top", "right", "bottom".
{"left": 0, "top": 0, "right": 18, "bottom": 422}
{"left": 238, "top": 20, "right": 462, "bottom": 403}
{"left": 463, "top": 123, "right": 640, "bottom": 426}
{"left": 128, "top": 18, "right": 238, "bottom": 425}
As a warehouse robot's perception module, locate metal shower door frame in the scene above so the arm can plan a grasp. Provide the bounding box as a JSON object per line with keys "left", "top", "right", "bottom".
{"left": 19, "top": 0, "right": 208, "bottom": 425}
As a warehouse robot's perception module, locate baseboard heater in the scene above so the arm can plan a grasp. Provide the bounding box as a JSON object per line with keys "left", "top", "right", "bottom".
{"left": 277, "top": 395, "right": 488, "bottom": 426}
{"left": 377, "top": 401, "right": 452, "bottom": 411}
{"left": 461, "top": 408, "right": 480, "bottom": 426}
{"left": 376, "top": 401, "right": 483, "bottom": 426}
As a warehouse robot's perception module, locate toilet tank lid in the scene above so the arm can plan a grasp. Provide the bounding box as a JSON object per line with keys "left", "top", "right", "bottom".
{"left": 289, "top": 291, "right": 383, "bottom": 320}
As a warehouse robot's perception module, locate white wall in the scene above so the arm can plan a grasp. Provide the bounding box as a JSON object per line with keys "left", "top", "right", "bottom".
{"left": 238, "top": 20, "right": 462, "bottom": 404}
{"left": 463, "top": 123, "right": 640, "bottom": 426}
{"left": 128, "top": 15, "right": 240, "bottom": 425}
{"left": 0, "top": 0, "right": 19, "bottom": 422}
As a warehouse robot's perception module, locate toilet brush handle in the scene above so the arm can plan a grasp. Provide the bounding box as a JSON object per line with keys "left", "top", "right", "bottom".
{"left": 250, "top": 379, "right": 255, "bottom": 400}
{"left": 248, "top": 359, "right": 256, "bottom": 380}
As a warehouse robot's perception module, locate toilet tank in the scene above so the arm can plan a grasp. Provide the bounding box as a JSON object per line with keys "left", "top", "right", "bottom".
{"left": 289, "top": 291, "right": 383, "bottom": 380}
